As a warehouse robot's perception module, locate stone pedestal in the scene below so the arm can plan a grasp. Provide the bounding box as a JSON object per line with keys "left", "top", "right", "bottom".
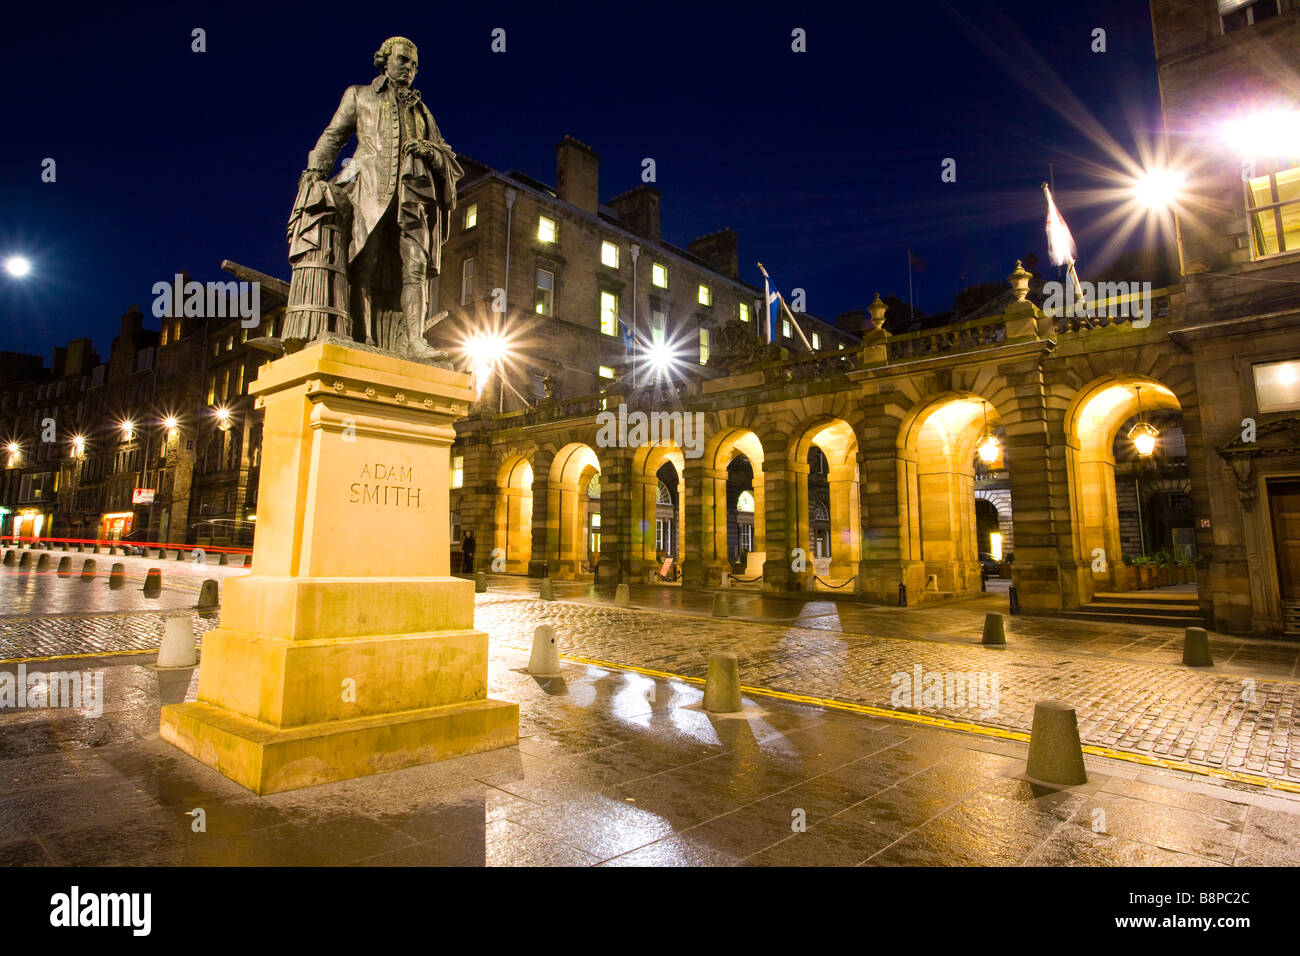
{"left": 160, "top": 341, "right": 518, "bottom": 795}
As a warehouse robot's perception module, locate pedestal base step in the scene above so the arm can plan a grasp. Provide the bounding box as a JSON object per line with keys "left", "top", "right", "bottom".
{"left": 160, "top": 696, "right": 518, "bottom": 795}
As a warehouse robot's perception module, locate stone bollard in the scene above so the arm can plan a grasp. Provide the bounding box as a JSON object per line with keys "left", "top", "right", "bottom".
{"left": 1182, "top": 626, "right": 1214, "bottom": 667}
{"left": 1025, "top": 700, "right": 1087, "bottom": 786}
{"left": 475, "top": 571, "right": 487, "bottom": 593}
{"left": 218, "top": 552, "right": 229, "bottom": 566}
{"left": 18, "top": 552, "right": 32, "bottom": 570}
{"left": 58, "top": 542, "right": 67, "bottom": 552}
{"left": 981, "top": 611, "right": 1006, "bottom": 645}
{"left": 540, "top": 578, "right": 555, "bottom": 601}
{"left": 143, "top": 568, "right": 163, "bottom": 598}
{"left": 197, "top": 579, "right": 219, "bottom": 611}
{"left": 157, "top": 613, "right": 198, "bottom": 668}
{"left": 36, "top": 553, "right": 50, "bottom": 571}
{"left": 2, "top": 550, "right": 13, "bottom": 566}
{"left": 527, "top": 624, "right": 561, "bottom": 677}
{"left": 614, "top": 583, "right": 631, "bottom": 607}
{"left": 703, "top": 652, "right": 743, "bottom": 714}
{"left": 175, "top": 549, "right": 185, "bottom": 561}
{"left": 712, "top": 593, "right": 729, "bottom": 618}
{"left": 80, "top": 559, "right": 96, "bottom": 580}
{"left": 108, "top": 563, "right": 126, "bottom": 588}
{"left": 56, "top": 556, "right": 72, "bottom": 576}
{"left": 720, "top": 571, "right": 730, "bottom": 588}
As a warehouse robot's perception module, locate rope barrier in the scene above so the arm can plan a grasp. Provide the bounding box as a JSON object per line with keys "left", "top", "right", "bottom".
{"left": 730, "top": 572, "right": 763, "bottom": 583}
{"left": 813, "top": 574, "right": 857, "bottom": 589}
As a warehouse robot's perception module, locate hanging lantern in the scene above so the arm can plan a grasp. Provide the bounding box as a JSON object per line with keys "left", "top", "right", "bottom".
{"left": 976, "top": 401, "right": 1001, "bottom": 464}
{"left": 1129, "top": 385, "right": 1159, "bottom": 457}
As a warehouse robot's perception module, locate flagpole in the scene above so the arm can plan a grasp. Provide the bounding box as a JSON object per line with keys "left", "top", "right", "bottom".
{"left": 758, "top": 261, "right": 772, "bottom": 345}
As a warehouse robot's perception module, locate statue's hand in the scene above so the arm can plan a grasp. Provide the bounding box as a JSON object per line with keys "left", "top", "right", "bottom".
{"left": 402, "top": 139, "right": 442, "bottom": 163}
{"left": 299, "top": 168, "right": 326, "bottom": 188}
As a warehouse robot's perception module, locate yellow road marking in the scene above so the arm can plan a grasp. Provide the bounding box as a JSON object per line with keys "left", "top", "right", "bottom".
{"left": 549, "top": 650, "right": 1300, "bottom": 795}
{"left": 0, "top": 648, "right": 161, "bottom": 665}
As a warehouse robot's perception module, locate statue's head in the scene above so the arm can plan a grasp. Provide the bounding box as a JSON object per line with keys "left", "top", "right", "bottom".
{"left": 374, "top": 36, "right": 419, "bottom": 87}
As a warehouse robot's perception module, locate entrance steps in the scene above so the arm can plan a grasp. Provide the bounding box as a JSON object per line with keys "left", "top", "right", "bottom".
{"left": 1284, "top": 601, "right": 1300, "bottom": 638}
{"left": 1060, "top": 588, "right": 1206, "bottom": 628}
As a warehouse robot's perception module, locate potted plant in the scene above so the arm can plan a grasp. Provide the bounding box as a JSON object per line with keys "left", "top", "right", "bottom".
{"left": 1135, "top": 555, "right": 1155, "bottom": 589}
{"left": 1155, "top": 549, "right": 1173, "bottom": 587}
{"left": 1121, "top": 553, "right": 1139, "bottom": 591}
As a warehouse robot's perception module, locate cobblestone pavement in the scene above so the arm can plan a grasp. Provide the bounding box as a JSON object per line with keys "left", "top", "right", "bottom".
{"left": 3, "top": 566, "right": 1297, "bottom": 787}
{"left": 1, "top": 644, "right": 1297, "bottom": 866}
{"left": 471, "top": 593, "right": 1300, "bottom": 786}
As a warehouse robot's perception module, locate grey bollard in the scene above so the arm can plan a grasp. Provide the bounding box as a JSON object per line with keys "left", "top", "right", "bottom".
{"left": 56, "top": 556, "right": 72, "bottom": 576}
{"left": 18, "top": 552, "right": 32, "bottom": 570}
{"left": 614, "top": 582, "right": 631, "bottom": 607}
{"left": 58, "top": 542, "right": 66, "bottom": 551}
{"left": 108, "top": 562, "right": 126, "bottom": 588}
{"left": 720, "top": 571, "right": 730, "bottom": 588}
{"left": 703, "top": 652, "right": 743, "bottom": 713}
{"left": 540, "top": 578, "right": 555, "bottom": 601}
{"left": 36, "top": 553, "right": 50, "bottom": 571}
{"left": 2, "top": 550, "right": 12, "bottom": 566}
{"left": 1182, "top": 626, "right": 1214, "bottom": 667}
{"left": 218, "top": 552, "right": 229, "bottom": 566}
{"left": 527, "top": 624, "right": 562, "bottom": 677}
{"left": 157, "top": 614, "right": 198, "bottom": 668}
{"left": 74, "top": 544, "right": 82, "bottom": 553}
{"left": 712, "top": 593, "right": 729, "bottom": 618}
{"left": 1025, "top": 700, "right": 1087, "bottom": 786}
{"left": 175, "top": 549, "right": 185, "bottom": 561}
{"left": 80, "top": 559, "right": 96, "bottom": 580}
{"left": 197, "top": 579, "right": 219, "bottom": 610}
{"left": 143, "top": 567, "right": 162, "bottom": 598}
{"left": 475, "top": 571, "right": 487, "bottom": 593}
{"left": 981, "top": 611, "right": 1006, "bottom": 645}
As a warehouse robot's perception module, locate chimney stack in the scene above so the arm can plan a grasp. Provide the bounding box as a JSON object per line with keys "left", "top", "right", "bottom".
{"left": 688, "top": 228, "right": 739, "bottom": 279}
{"left": 607, "top": 186, "right": 661, "bottom": 242}
{"left": 555, "top": 135, "right": 599, "bottom": 214}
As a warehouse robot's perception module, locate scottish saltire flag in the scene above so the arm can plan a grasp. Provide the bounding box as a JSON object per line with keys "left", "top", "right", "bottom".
{"left": 759, "top": 263, "right": 780, "bottom": 344}
{"left": 1041, "top": 183, "right": 1076, "bottom": 268}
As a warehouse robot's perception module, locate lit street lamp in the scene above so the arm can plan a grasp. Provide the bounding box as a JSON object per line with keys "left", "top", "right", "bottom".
{"left": 3, "top": 256, "right": 31, "bottom": 279}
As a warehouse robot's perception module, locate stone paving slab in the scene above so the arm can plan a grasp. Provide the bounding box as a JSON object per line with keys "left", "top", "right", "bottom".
{"left": 471, "top": 597, "right": 1300, "bottom": 785}
{"left": 0, "top": 642, "right": 1296, "bottom": 867}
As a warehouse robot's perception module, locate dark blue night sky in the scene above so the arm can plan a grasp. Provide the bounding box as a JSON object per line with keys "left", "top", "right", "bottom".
{"left": 2, "top": 0, "right": 1159, "bottom": 360}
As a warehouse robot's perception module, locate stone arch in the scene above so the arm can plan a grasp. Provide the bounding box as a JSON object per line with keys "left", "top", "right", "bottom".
{"left": 546, "top": 442, "right": 603, "bottom": 578}
{"left": 631, "top": 442, "right": 686, "bottom": 573}
{"left": 689, "top": 424, "right": 766, "bottom": 584}
{"left": 1064, "top": 374, "right": 1186, "bottom": 598}
{"left": 974, "top": 487, "right": 1014, "bottom": 556}
{"left": 897, "top": 392, "right": 1007, "bottom": 594}
{"left": 787, "top": 416, "right": 861, "bottom": 585}
{"left": 494, "top": 454, "right": 534, "bottom": 573}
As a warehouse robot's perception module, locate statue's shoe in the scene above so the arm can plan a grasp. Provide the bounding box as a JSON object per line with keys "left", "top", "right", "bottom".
{"left": 404, "top": 340, "right": 449, "bottom": 361}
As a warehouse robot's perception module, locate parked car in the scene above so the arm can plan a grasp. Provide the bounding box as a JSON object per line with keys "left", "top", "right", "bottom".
{"left": 118, "top": 529, "right": 149, "bottom": 556}
{"left": 978, "top": 552, "right": 1001, "bottom": 577}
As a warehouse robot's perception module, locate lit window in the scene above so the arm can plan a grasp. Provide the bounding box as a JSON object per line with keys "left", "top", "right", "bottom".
{"left": 464, "top": 203, "right": 478, "bottom": 230}
{"left": 652, "top": 309, "right": 666, "bottom": 345}
{"left": 811, "top": 331, "right": 821, "bottom": 350}
{"left": 535, "top": 269, "right": 554, "bottom": 316}
{"left": 1221, "top": 0, "right": 1279, "bottom": 34}
{"left": 226, "top": 335, "right": 234, "bottom": 351}
{"left": 698, "top": 285, "right": 712, "bottom": 307}
{"left": 598, "top": 365, "right": 615, "bottom": 379}
{"left": 699, "top": 329, "right": 710, "bottom": 365}
{"left": 212, "top": 341, "right": 220, "bottom": 358}
{"left": 1254, "top": 359, "right": 1300, "bottom": 412}
{"left": 461, "top": 257, "right": 475, "bottom": 305}
{"left": 538, "top": 216, "right": 557, "bottom": 243}
{"left": 601, "top": 241, "right": 619, "bottom": 268}
{"left": 451, "top": 454, "right": 464, "bottom": 489}
{"left": 652, "top": 263, "right": 668, "bottom": 288}
{"left": 236, "top": 364, "right": 245, "bottom": 394}
{"left": 738, "top": 302, "right": 750, "bottom": 323}
{"left": 838, "top": 342, "right": 845, "bottom": 350}
{"left": 782, "top": 318, "right": 792, "bottom": 338}
{"left": 600, "top": 291, "right": 619, "bottom": 336}
{"left": 160, "top": 326, "right": 169, "bottom": 347}
{"left": 240, "top": 328, "right": 248, "bottom": 344}
{"left": 207, "top": 377, "right": 215, "bottom": 404}
{"left": 1245, "top": 165, "right": 1300, "bottom": 258}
